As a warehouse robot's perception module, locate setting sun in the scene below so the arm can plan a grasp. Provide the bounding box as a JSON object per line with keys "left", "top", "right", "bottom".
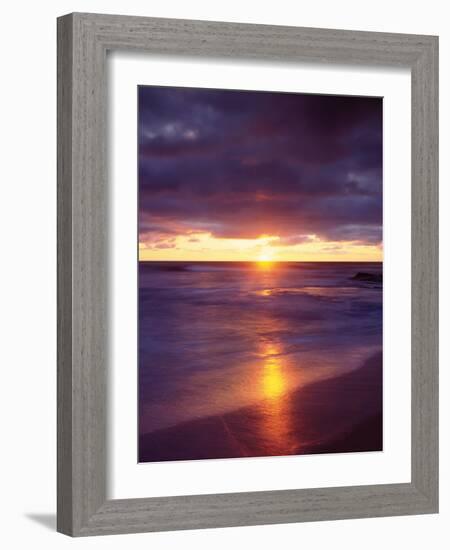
{"left": 258, "top": 250, "right": 274, "bottom": 263}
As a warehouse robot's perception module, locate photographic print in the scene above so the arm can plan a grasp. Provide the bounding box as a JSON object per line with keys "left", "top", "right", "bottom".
{"left": 138, "top": 86, "right": 383, "bottom": 463}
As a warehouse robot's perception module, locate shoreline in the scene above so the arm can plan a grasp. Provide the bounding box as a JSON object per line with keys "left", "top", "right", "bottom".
{"left": 139, "top": 351, "right": 382, "bottom": 463}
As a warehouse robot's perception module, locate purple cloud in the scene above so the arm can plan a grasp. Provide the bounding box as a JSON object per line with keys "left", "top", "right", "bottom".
{"left": 138, "top": 86, "right": 382, "bottom": 246}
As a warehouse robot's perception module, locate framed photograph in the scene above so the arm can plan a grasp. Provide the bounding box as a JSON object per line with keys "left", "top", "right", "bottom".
{"left": 57, "top": 13, "right": 438, "bottom": 536}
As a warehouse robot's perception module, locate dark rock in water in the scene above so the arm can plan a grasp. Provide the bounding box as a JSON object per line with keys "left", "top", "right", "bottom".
{"left": 351, "top": 272, "right": 382, "bottom": 283}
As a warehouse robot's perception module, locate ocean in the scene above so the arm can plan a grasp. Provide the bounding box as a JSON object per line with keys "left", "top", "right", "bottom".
{"left": 138, "top": 261, "right": 383, "bottom": 461}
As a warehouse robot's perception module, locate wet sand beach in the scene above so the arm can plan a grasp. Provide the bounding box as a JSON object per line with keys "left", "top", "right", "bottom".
{"left": 139, "top": 351, "right": 382, "bottom": 462}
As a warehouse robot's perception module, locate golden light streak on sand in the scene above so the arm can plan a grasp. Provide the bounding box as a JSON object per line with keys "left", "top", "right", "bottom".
{"left": 258, "top": 342, "right": 298, "bottom": 454}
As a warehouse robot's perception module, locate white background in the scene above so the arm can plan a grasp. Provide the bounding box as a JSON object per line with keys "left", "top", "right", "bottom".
{"left": 0, "top": 1, "right": 447, "bottom": 549}
{"left": 110, "top": 54, "right": 411, "bottom": 498}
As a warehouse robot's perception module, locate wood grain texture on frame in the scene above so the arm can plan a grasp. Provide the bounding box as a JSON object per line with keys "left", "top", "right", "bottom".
{"left": 57, "top": 12, "right": 438, "bottom": 536}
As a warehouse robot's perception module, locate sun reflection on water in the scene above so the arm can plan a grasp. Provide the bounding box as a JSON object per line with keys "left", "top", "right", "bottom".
{"left": 261, "top": 344, "right": 287, "bottom": 400}
{"left": 256, "top": 288, "right": 273, "bottom": 297}
{"left": 256, "top": 262, "right": 273, "bottom": 271}
{"left": 258, "top": 342, "right": 298, "bottom": 455}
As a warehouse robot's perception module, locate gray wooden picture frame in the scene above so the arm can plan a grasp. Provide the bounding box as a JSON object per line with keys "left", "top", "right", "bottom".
{"left": 57, "top": 12, "right": 438, "bottom": 537}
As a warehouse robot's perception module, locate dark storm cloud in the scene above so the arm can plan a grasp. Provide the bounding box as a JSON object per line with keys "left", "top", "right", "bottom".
{"left": 138, "top": 86, "right": 382, "bottom": 244}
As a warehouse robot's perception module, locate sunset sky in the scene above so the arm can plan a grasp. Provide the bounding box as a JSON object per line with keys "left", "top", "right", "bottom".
{"left": 138, "top": 86, "right": 382, "bottom": 262}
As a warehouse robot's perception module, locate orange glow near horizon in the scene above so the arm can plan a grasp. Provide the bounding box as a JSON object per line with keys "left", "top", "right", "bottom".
{"left": 138, "top": 231, "right": 382, "bottom": 262}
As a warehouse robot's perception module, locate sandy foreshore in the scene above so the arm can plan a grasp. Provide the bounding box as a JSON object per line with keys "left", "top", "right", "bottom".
{"left": 139, "top": 351, "right": 382, "bottom": 463}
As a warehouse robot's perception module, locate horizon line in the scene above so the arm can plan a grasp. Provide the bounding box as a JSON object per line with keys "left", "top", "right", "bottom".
{"left": 138, "top": 259, "right": 383, "bottom": 263}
